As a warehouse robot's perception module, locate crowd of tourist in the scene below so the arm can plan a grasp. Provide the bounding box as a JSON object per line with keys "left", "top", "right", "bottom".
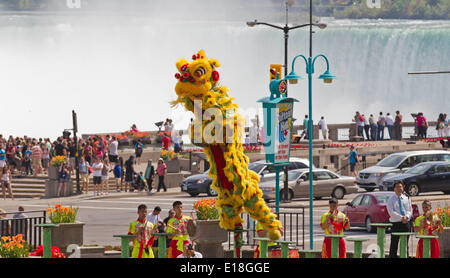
{"left": 0, "top": 120, "right": 181, "bottom": 199}
{"left": 352, "top": 111, "right": 449, "bottom": 141}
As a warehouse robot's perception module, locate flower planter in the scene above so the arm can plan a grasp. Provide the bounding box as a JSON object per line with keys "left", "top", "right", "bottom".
{"left": 48, "top": 165, "right": 59, "bottom": 180}
{"left": 439, "top": 227, "right": 450, "bottom": 258}
{"left": 165, "top": 159, "right": 180, "bottom": 173}
{"left": 50, "top": 222, "right": 84, "bottom": 253}
{"left": 192, "top": 219, "right": 228, "bottom": 258}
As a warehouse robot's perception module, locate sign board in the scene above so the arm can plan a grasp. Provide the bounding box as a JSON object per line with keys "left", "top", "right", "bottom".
{"left": 274, "top": 102, "right": 293, "bottom": 164}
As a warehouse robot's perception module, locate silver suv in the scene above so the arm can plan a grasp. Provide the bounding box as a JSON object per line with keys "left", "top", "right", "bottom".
{"left": 356, "top": 150, "right": 450, "bottom": 191}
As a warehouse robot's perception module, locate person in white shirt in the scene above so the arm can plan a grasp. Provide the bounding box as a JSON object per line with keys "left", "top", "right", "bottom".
{"left": 147, "top": 206, "right": 162, "bottom": 225}
{"left": 386, "top": 181, "right": 413, "bottom": 258}
{"left": 385, "top": 113, "right": 394, "bottom": 140}
{"left": 177, "top": 243, "right": 203, "bottom": 258}
{"left": 108, "top": 136, "right": 119, "bottom": 163}
{"left": 92, "top": 158, "right": 104, "bottom": 196}
{"left": 318, "top": 116, "right": 328, "bottom": 140}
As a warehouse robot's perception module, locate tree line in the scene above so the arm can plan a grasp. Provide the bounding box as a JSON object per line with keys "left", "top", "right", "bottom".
{"left": 297, "top": 0, "right": 450, "bottom": 20}
{"left": 1, "top": 0, "right": 450, "bottom": 20}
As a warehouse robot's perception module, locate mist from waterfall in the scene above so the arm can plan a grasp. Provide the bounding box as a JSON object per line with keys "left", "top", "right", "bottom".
{"left": 0, "top": 1, "right": 448, "bottom": 139}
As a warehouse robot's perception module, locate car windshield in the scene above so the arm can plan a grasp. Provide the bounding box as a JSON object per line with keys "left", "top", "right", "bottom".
{"left": 375, "top": 195, "right": 393, "bottom": 204}
{"left": 248, "top": 163, "right": 265, "bottom": 173}
{"left": 376, "top": 155, "right": 405, "bottom": 167}
{"left": 281, "top": 171, "right": 304, "bottom": 181}
{"left": 405, "top": 164, "right": 430, "bottom": 175}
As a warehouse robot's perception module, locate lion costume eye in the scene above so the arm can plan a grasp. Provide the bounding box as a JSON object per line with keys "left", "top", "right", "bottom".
{"left": 194, "top": 67, "right": 207, "bottom": 78}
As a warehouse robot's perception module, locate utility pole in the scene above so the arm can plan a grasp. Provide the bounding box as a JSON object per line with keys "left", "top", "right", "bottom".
{"left": 72, "top": 110, "right": 81, "bottom": 194}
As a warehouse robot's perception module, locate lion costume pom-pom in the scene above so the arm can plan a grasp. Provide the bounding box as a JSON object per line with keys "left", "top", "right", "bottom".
{"left": 172, "top": 50, "right": 283, "bottom": 240}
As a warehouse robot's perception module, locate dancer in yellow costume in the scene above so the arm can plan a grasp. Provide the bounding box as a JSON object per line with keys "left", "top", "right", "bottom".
{"left": 172, "top": 50, "right": 283, "bottom": 240}
{"left": 128, "top": 204, "right": 157, "bottom": 258}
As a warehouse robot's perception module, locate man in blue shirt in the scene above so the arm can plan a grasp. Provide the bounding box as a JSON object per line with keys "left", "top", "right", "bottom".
{"left": 347, "top": 146, "right": 358, "bottom": 177}
{"left": 386, "top": 181, "right": 412, "bottom": 258}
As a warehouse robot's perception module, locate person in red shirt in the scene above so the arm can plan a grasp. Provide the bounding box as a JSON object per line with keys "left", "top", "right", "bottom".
{"left": 162, "top": 133, "right": 171, "bottom": 150}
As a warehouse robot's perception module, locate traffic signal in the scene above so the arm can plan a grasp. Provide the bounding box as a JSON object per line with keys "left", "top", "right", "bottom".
{"left": 270, "top": 64, "right": 282, "bottom": 81}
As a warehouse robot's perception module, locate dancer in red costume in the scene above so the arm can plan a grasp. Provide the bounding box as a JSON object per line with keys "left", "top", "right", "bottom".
{"left": 320, "top": 198, "right": 350, "bottom": 258}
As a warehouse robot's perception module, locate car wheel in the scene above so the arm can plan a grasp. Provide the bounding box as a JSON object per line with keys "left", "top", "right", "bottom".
{"left": 405, "top": 183, "right": 420, "bottom": 197}
{"left": 332, "top": 187, "right": 346, "bottom": 199}
{"left": 207, "top": 185, "right": 218, "bottom": 196}
{"left": 189, "top": 193, "right": 200, "bottom": 197}
{"left": 364, "top": 188, "right": 375, "bottom": 192}
{"left": 280, "top": 189, "right": 293, "bottom": 201}
{"left": 314, "top": 196, "right": 322, "bottom": 200}
{"left": 365, "top": 216, "right": 375, "bottom": 233}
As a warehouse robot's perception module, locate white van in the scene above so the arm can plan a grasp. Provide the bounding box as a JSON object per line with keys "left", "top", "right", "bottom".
{"left": 356, "top": 150, "right": 450, "bottom": 191}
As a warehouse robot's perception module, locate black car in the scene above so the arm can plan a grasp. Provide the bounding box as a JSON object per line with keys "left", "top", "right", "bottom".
{"left": 180, "top": 170, "right": 217, "bottom": 197}
{"left": 381, "top": 161, "right": 450, "bottom": 196}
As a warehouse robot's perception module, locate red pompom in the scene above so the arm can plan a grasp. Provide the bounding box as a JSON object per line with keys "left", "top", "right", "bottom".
{"left": 211, "top": 71, "right": 220, "bottom": 82}
{"left": 181, "top": 64, "right": 188, "bottom": 72}
{"left": 192, "top": 55, "right": 197, "bottom": 60}
{"left": 175, "top": 73, "right": 181, "bottom": 79}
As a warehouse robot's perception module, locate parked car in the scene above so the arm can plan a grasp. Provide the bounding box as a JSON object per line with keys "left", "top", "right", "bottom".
{"left": 180, "top": 157, "right": 313, "bottom": 197}
{"left": 249, "top": 157, "right": 314, "bottom": 183}
{"left": 356, "top": 150, "right": 450, "bottom": 192}
{"left": 342, "top": 192, "right": 420, "bottom": 233}
{"left": 380, "top": 161, "right": 450, "bottom": 196}
{"left": 259, "top": 168, "right": 358, "bottom": 201}
{"left": 180, "top": 170, "right": 217, "bottom": 197}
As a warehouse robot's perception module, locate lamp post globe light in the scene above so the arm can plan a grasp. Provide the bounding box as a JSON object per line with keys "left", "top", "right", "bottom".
{"left": 247, "top": 0, "right": 327, "bottom": 204}
{"left": 286, "top": 53, "right": 336, "bottom": 250}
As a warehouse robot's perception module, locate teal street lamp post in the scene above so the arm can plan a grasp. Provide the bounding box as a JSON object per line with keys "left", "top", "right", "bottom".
{"left": 258, "top": 75, "right": 298, "bottom": 213}
{"left": 285, "top": 54, "right": 335, "bottom": 250}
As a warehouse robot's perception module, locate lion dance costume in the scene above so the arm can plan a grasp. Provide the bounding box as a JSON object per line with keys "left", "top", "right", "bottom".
{"left": 172, "top": 50, "right": 283, "bottom": 241}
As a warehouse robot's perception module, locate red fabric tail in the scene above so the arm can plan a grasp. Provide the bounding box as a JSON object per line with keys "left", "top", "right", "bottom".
{"left": 210, "top": 145, "right": 234, "bottom": 191}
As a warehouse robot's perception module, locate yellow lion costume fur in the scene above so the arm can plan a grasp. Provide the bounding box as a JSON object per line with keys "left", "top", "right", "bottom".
{"left": 172, "top": 50, "right": 283, "bottom": 241}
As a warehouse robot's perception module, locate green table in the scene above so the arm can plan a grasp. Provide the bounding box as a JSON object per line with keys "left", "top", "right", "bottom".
{"left": 346, "top": 237, "right": 369, "bottom": 258}
{"left": 370, "top": 223, "right": 392, "bottom": 258}
{"left": 275, "top": 240, "right": 296, "bottom": 258}
{"left": 391, "top": 232, "right": 414, "bottom": 258}
{"left": 152, "top": 233, "right": 172, "bottom": 258}
{"left": 325, "top": 235, "right": 346, "bottom": 258}
{"left": 298, "top": 249, "right": 322, "bottom": 258}
{"left": 113, "top": 234, "right": 134, "bottom": 258}
{"left": 416, "top": 235, "right": 439, "bottom": 258}
{"left": 254, "top": 237, "right": 270, "bottom": 258}
{"left": 36, "top": 224, "right": 57, "bottom": 258}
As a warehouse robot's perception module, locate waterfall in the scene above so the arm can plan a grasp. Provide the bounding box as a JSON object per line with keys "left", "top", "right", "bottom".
{"left": 0, "top": 11, "right": 448, "bottom": 138}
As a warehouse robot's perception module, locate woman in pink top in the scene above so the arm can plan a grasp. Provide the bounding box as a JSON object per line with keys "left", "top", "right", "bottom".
{"left": 156, "top": 158, "right": 167, "bottom": 192}
{"left": 416, "top": 112, "right": 427, "bottom": 139}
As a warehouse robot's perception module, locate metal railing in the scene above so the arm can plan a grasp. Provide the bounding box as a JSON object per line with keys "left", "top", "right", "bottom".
{"left": 226, "top": 206, "right": 305, "bottom": 250}
{"left": 0, "top": 210, "right": 47, "bottom": 249}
